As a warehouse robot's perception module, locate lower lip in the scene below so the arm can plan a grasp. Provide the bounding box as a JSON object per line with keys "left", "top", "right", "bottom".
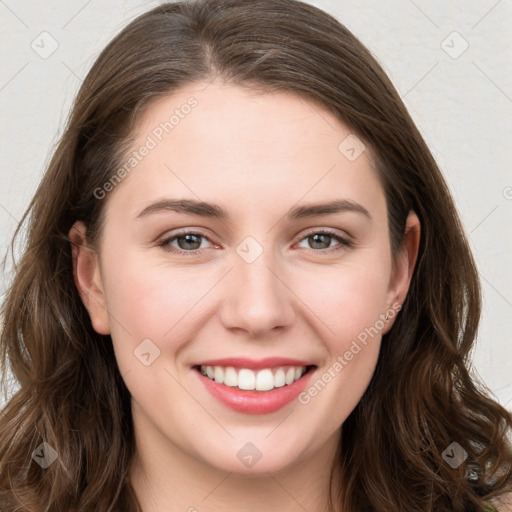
{"left": 194, "top": 367, "right": 315, "bottom": 414}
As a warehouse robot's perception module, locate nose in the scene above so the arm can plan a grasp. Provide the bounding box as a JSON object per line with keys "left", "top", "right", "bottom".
{"left": 218, "top": 247, "right": 296, "bottom": 338}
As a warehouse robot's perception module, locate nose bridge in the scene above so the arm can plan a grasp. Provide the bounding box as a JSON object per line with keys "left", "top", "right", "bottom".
{"left": 220, "top": 234, "right": 295, "bottom": 334}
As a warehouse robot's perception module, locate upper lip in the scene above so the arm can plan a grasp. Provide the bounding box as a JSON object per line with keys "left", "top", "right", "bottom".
{"left": 194, "top": 357, "right": 316, "bottom": 370}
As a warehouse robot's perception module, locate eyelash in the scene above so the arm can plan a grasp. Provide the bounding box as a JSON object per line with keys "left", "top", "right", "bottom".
{"left": 157, "top": 228, "right": 353, "bottom": 256}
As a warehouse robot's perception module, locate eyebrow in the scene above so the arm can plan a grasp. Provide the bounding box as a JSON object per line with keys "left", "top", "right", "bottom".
{"left": 135, "top": 198, "right": 371, "bottom": 221}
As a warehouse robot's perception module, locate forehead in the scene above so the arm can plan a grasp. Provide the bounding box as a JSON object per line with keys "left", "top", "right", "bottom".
{"left": 105, "top": 81, "right": 386, "bottom": 224}
{"left": 136, "top": 81, "right": 358, "bottom": 163}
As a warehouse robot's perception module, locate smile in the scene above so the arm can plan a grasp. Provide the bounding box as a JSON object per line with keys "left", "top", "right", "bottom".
{"left": 198, "top": 364, "right": 310, "bottom": 391}
{"left": 193, "top": 358, "right": 317, "bottom": 414}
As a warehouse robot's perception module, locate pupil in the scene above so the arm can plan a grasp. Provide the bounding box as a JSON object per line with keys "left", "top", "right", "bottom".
{"left": 311, "top": 234, "right": 329, "bottom": 249}
{"left": 180, "top": 234, "right": 200, "bottom": 250}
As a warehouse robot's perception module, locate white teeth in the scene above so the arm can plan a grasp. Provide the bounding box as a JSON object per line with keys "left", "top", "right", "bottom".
{"left": 285, "top": 367, "right": 295, "bottom": 385}
{"left": 214, "top": 366, "right": 224, "bottom": 384}
{"left": 255, "top": 369, "right": 274, "bottom": 391}
{"left": 238, "top": 369, "right": 256, "bottom": 390}
{"left": 199, "top": 364, "right": 309, "bottom": 391}
{"left": 223, "top": 367, "right": 238, "bottom": 387}
{"left": 274, "top": 368, "right": 286, "bottom": 387}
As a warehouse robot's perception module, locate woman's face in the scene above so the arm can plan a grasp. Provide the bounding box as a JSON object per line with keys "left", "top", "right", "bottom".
{"left": 71, "top": 81, "right": 418, "bottom": 475}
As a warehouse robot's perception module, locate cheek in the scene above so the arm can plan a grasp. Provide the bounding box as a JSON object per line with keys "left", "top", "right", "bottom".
{"left": 99, "top": 249, "right": 196, "bottom": 371}
{"left": 295, "top": 265, "right": 388, "bottom": 429}
{"left": 296, "top": 255, "right": 392, "bottom": 345}
{"left": 320, "top": 270, "right": 386, "bottom": 384}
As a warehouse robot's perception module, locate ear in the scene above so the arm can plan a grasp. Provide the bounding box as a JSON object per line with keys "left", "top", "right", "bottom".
{"left": 68, "top": 221, "right": 111, "bottom": 335}
{"left": 382, "top": 211, "right": 421, "bottom": 333}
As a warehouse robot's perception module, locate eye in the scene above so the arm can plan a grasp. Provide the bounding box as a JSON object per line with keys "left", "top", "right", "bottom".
{"left": 157, "top": 228, "right": 352, "bottom": 256}
{"left": 158, "top": 231, "right": 213, "bottom": 255}
{"left": 296, "top": 229, "right": 352, "bottom": 253}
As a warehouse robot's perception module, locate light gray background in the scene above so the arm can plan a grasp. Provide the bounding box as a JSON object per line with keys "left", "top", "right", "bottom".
{"left": 0, "top": 0, "right": 511, "bottom": 410}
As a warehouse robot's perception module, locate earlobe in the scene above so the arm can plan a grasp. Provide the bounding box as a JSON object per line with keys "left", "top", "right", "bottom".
{"left": 383, "top": 211, "right": 421, "bottom": 332}
{"left": 68, "top": 221, "right": 111, "bottom": 335}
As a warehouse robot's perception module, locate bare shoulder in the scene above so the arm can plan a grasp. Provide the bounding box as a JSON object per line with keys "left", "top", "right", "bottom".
{"left": 490, "top": 492, "right": 512, "bottom": 512}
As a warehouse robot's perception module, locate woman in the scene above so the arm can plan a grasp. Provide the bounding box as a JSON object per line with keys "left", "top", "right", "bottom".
{"left": 1, "top": 0, "right": 511, "bottom": 510}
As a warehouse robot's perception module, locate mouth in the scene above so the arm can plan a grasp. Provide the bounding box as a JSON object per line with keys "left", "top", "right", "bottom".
{"left": 192, "top": 359, "right": 317, "bottom": 414}
{"left": 193, "top": 364, "right": 316, "bottom": 392}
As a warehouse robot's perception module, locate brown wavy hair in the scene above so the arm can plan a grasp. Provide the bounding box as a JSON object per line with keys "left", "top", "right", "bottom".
{"left": 1, "top": 0, "right": 511, "bottom": 510}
